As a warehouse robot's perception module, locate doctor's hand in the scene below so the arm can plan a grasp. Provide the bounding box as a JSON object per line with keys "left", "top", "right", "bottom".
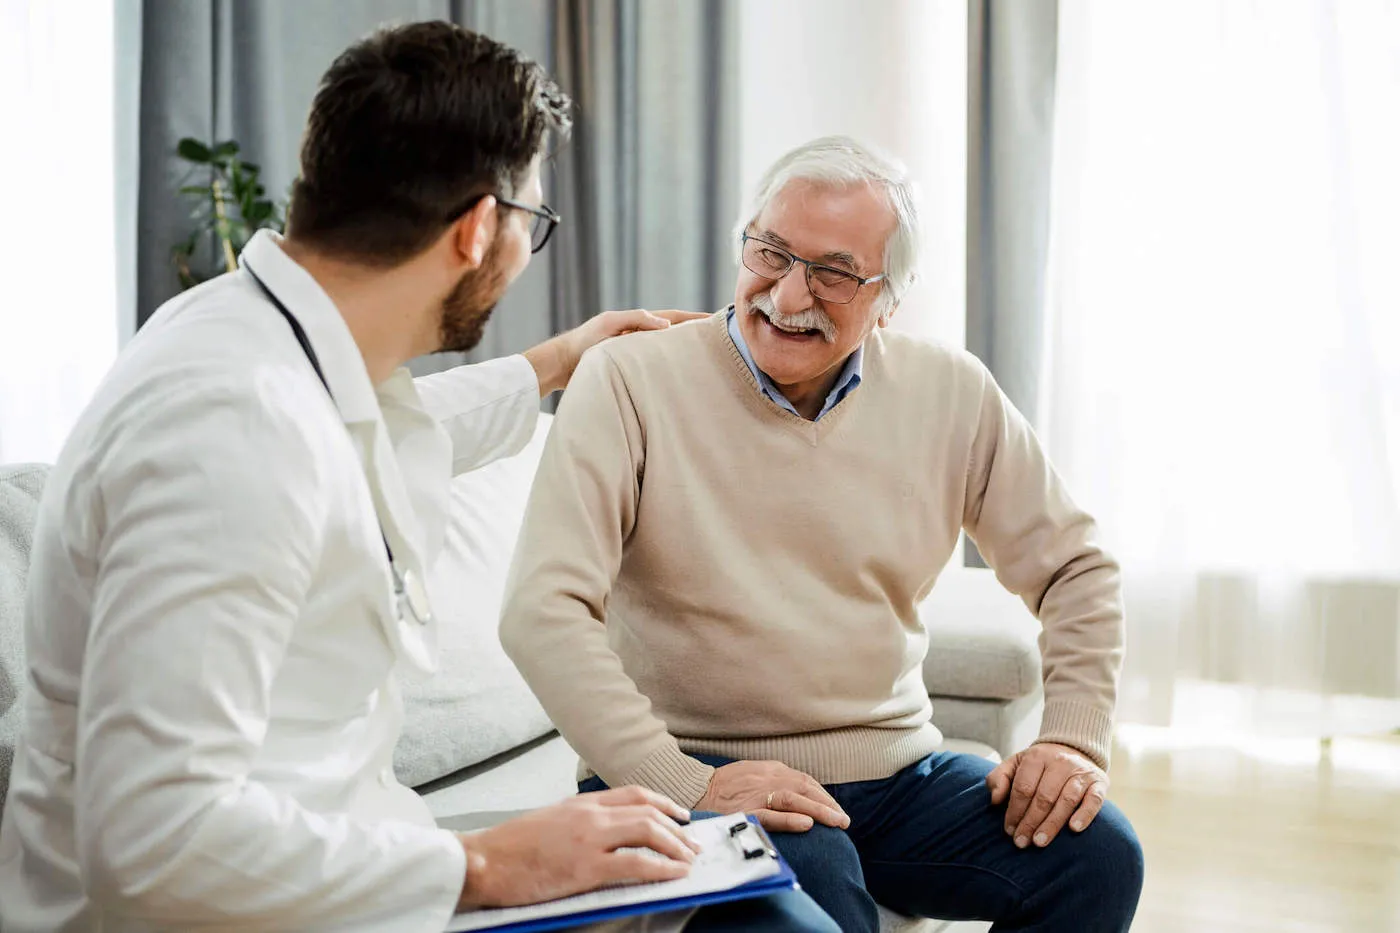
{"left": 695, "top": 760, "right": 850, "bottom": 834}
{"left": 454, "top": 786, "right": 700, "bottom": 911}
{"left": 987, "top": 742, "right": 1109, "bottom": 850}
{"left": 524, "top": 308, "right": 709, "bottom": 395}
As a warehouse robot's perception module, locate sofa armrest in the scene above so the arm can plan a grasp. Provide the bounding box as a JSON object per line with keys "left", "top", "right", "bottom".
{"left": 919, "top": 567, "right": 1041, "bottom": 702}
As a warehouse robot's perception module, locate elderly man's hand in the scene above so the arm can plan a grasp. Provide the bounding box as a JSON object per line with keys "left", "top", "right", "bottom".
{"left": 525, "top": 309, "right": 709, "bottom": 395}
{"left": 986, "top": 742, "right": 1108, "bottom": 849}
{"left": 696, "top": 760, "right": 851, "bottom": 834}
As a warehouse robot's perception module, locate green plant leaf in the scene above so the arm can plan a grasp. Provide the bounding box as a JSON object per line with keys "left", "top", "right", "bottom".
{"left": 177, "top": 138, "right": 213, "bottom": 162}
{"left": 171, "top": 137, "right": 290, "bottom": 287}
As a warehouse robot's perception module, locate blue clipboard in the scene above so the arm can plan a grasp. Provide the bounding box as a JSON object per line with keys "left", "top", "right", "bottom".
{"left": 472, "top": 817, "right": 797, "bottom": 933}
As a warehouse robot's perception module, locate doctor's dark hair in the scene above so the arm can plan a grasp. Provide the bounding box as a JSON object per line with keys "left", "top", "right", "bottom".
{"left": 285, "top": 21, "right": 571, "bottom": 265}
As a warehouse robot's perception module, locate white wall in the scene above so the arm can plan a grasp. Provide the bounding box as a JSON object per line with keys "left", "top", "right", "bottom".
{"left": 0, "top": 0, "right": 118, "bottom": 464}
{"left": 736, "top": 0, "right": 966, "bottom": 348}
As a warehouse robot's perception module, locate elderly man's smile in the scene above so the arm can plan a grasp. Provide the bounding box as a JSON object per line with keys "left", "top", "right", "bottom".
{"left": 760, "top": 314, "right": 825, "bottom": 341}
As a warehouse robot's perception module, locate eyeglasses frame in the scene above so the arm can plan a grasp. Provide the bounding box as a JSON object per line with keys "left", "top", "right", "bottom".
{"left": 739, "top": 232, "right": 886, "bottom": 304}
{"left": 446, "top": 194, "right": 561, "bottom": 254}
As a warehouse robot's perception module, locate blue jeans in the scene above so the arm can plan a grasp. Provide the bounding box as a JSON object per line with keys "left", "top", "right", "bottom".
{"left": 581, "top": 752, "right": 1143, "bottom": 933}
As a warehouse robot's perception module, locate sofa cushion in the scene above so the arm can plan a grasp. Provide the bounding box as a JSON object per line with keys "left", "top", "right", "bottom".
{"left": 920, "top": 568, "right": 1041, "bottom": 702}
{"left": 930, "top": 693, "right": 1042, "bottom": 762}
{"left": 422, "top": 732, "right": 579, "bottom": 821}
{"left": 393, "top": 416, "right": 555, "bottom": 789}
{"left": 1, "top": 464, "right": 48, "bottom": 809}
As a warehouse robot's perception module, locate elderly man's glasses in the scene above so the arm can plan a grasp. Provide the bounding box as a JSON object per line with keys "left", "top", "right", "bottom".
{"left": 447, "top": 195, "right": 562, "bottom": 254}
{"left": 740, "top": 233, "right": 885, "bottom": 305}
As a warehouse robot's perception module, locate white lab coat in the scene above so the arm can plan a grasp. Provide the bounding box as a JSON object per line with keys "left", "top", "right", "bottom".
{"left": 0, "top": 231, "right": 540, "bottom": 931}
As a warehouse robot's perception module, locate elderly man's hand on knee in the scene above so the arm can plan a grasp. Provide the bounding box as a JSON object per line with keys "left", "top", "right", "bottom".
{"left": 986, "top": 743, "right": 1109, "bottom": 850}
{"left": 696, "top": 760, "right": 851, "bottom": 833}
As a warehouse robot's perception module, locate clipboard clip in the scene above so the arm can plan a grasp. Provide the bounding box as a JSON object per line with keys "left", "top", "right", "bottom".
{"left": 728, "top": 818, "right": 779, "bottom": 861}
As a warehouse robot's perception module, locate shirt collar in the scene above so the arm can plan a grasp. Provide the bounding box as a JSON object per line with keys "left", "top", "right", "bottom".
{"left": 726, "top": 306, "right": 863, "bottom": 420}
{"left": 238, "top": 229, "right": 386, "bottom": 426}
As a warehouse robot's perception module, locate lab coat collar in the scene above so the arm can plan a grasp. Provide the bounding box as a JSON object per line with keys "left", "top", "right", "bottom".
{"left": 238, "top": 230, "right": 385, "bottom": 427}
{"left": 238, "top": 230, "right": 440, "bottom": 673}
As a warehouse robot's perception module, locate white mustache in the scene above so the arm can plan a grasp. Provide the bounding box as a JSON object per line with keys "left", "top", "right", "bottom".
{"left": 749, "top": 292, "right": 837, "bottom": 343}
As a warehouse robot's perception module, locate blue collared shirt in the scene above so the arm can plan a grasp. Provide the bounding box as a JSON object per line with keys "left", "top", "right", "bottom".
{"left": 726, "top": 307, "right": 862, "bottom": 421}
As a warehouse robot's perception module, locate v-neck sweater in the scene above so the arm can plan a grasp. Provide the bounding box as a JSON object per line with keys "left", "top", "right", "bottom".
{"left": 501, "top": 310, "right": 1123, "bottom": 808}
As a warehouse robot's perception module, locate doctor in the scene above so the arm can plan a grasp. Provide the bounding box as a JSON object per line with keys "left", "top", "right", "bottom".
{"left": 0, "top": 21, "right": 836, "bottom": 933}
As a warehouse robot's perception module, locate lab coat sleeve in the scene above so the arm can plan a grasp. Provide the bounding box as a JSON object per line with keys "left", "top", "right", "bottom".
{"left": 414, "top": 355, "right": 540, "bottom": 475}
{"left": 74, "top": 371, "right": 464, "bottom": 931}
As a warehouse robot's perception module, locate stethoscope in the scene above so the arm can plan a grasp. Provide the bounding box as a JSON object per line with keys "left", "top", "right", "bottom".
{"left": 245, "top": 263, "right": 434, "bottom": 628}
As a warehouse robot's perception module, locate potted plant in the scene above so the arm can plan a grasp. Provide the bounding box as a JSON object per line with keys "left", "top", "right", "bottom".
{"left": 171, "top": 138, "right": 285, "bottom": 289}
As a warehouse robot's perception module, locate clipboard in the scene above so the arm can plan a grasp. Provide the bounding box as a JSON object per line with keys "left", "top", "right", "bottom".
{"left": 444, "top": 815, "right": 797, "bottom": 933}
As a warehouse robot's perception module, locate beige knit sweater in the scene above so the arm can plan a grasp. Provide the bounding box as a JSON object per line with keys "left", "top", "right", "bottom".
{"left": 500, "top": 311, "right": 1123, "bottom": 809}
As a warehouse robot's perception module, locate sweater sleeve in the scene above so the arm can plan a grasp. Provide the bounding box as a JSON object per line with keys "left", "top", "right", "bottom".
{"left": 960, "top": 360, "right": 1124, "bottom": 769}
{"left": 499, "top": 348, "right": 716, "bottom": 808}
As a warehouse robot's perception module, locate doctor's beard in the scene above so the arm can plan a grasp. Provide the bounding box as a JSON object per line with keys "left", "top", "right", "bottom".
{"left": 436, "top": 236, "right": 509, "bottom": 355}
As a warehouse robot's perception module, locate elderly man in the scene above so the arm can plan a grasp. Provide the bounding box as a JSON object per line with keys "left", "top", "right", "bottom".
{"left": 501, "top": 136, "right": 1144, "bottom": 932}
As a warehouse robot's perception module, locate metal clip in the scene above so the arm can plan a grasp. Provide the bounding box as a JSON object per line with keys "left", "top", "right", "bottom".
{"left": 727, "top": 818, "right": 778, "bottom": 861}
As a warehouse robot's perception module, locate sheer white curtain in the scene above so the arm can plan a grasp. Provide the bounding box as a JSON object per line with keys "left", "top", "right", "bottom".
{"left": 0, "top": 0, "right": 118, "bottom": 464}
{"left": 1043, "top": 0, "right": 1400, "bottom": 736}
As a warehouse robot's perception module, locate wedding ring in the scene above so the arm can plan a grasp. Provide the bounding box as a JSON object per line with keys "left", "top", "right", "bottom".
{"left": 766, "top": 791, "right": 775, "bottom": 809}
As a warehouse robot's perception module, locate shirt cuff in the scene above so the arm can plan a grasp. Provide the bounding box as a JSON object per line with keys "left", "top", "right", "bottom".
{"left": 619, "top": 742, "right": 716, "bottom": 811}
{"left": 501, "top": 353, "right": 542, "bottom": 398}
{"left": 1034, "top": 699, "right": 1114, "bottom": 770}
{"left": 419, "top": 828, "right": 468, "bottom": 932}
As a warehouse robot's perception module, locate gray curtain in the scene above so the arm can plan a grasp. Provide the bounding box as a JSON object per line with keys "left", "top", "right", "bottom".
{"left": 966, "top": 0, "right": 1059, "bottom": 426}
{"left": 965, "top": 0, "right": 1059, "bottom": 565}
{"left": 121, "top": 0, "right": 738, "bottom": 375}
{"left": 549, "top": 0, "right": 738, "bottom": 339}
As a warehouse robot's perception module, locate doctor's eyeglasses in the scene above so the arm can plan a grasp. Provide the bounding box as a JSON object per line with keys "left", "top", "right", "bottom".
{"left": 447, "top": 194, "right": 561, "bottom": 254}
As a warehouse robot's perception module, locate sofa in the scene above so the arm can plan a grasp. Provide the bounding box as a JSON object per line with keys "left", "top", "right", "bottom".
{"left": 1, "top": 413, "right": 1044, "bottom": 932}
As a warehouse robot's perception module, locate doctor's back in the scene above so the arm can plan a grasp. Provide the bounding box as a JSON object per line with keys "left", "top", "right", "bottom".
{"left": 0, "top": 268, "right": 450, "bottom": 931}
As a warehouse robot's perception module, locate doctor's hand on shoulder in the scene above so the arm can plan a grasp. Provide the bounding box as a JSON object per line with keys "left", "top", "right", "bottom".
{"left": 453, "top": 785, "right": 701, "bottom": 912}
{"left": 524, "top": 308, "right": 708, "bottom": 396}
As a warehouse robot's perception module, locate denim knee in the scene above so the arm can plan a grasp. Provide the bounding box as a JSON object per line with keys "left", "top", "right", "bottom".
{"left": 686, "top": 889, "right": 840, "bottom": 933}
{"left": 769, "top": 822, "right": 878, "bottom": 933}
{"left": 1079, "top": 802, "right": 1145, "bottom": 920}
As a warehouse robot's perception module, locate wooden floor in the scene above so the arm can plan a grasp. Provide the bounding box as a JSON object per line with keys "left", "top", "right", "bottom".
{"left": 1108, "top": 728, "right": 1400, "bottom": 932}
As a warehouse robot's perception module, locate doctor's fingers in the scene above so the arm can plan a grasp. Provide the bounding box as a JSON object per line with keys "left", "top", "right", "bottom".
{"left": 587, "top": 784, "right": 690, "bottom": 823}
{"left": 649, "top": 309, "right": 709, "bottom": 325}
{"left": 594, "top": 849, "right": 693, "bottom": 887}
{"left": 595, "top": 807, "right": 700, "bottom": 863}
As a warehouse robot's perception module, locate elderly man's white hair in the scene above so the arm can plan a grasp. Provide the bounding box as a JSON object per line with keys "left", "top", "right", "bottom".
{"left": 734, "top": 135, "right": 920, "bottom": 319}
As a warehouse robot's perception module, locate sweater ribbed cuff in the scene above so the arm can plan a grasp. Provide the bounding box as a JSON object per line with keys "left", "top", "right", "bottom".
{"left": 621, "top": 742, "right": 716, "bottom": 810}
{"left": 1035, "top": 699, "right": 1114, "bottom": 770}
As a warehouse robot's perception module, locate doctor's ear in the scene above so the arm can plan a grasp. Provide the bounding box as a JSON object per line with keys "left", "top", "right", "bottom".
{"left": 450, "top": 196, "right": 498, "bottom": 270}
